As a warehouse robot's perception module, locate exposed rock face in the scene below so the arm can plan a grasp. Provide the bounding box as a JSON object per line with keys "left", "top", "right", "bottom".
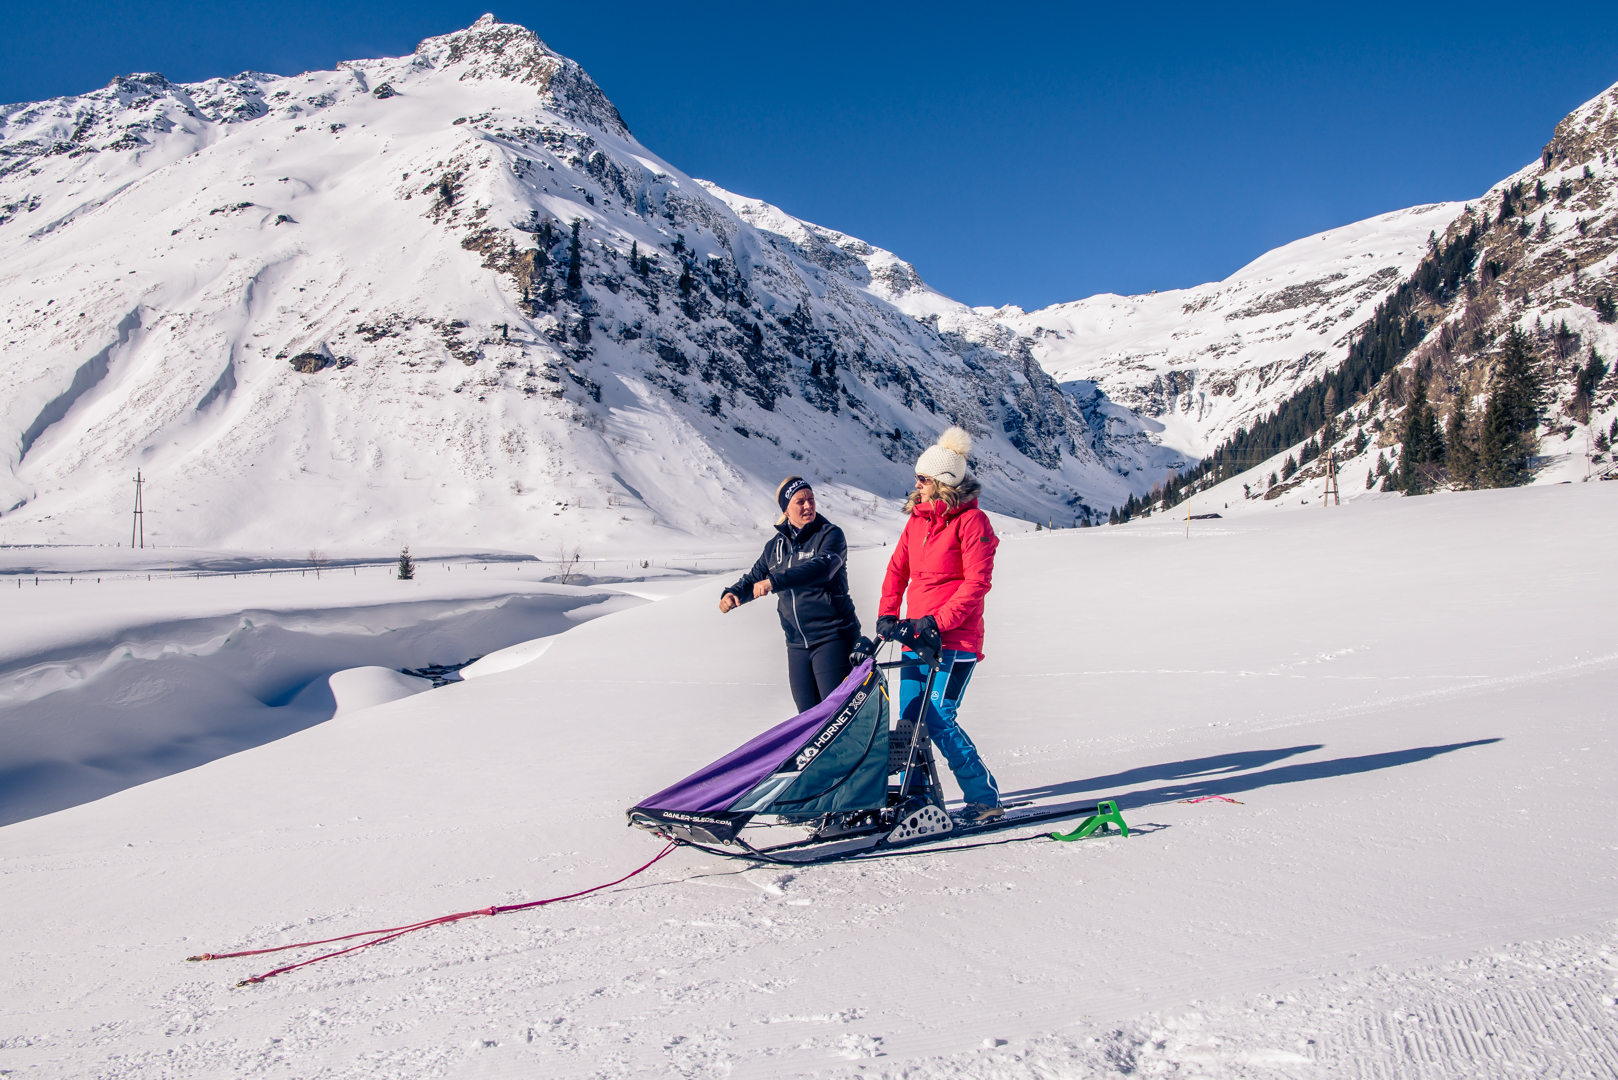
{"left": 0, "top": 15, "right": 1144, "bottom": 548}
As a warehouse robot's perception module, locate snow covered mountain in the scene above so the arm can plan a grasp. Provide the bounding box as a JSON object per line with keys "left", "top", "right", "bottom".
{"left": 1000, "top": 79, "right": 1618, "bottom": 512}
{"left": 991, "top": 203, "right": 1466, "bottom": 461}
{"left": 1168, "top": 77, "right": 1618, "bottom": 515}
{"left": 0, "top": 16, "right": 1143, "bottom": 553}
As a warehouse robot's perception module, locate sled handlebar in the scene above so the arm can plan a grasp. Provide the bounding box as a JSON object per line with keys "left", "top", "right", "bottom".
{"left": 868, "top": 633, "right": 943, "bottom": 672}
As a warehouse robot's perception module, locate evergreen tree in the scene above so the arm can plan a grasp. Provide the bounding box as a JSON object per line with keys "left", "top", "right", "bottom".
{"left": 1534, "top": 178, "right": 1547, "bottom": 202}
{"left": 1267, "top": 470, "right": 1279, "bottom": 489}
{"left": 1395, "top": 376, "right": 1444, "bottom": 494}
{"left": 1570, "top": 348, "right": 1608, "bottom": 423}
{"left": 1596, "top": 293, "right": 1617, "bottom": 324}
{"left": 630, "top": 240, "right": 639, "bottom": 268}
{"left": 1109, "top": 507, "right": 1119, "bottom": 525}
{"left": 678, "top": 262, "right": 694, "bottom": 297}
{"left": 1553, "top": 319, "right": 1577, "bottom": 359}
{"left": 1281, "top": 453, "right": 1297, "bottom": 480}
{"left": 1366, "top": 468, "right": 1375, "bottom": 490}
{"left": 1445, "top": 394, "right": 1478, "bottom": 490}
{"left": 542, "top": 278, "right": 555, "bottom": 305}
{"left": 1478, "top": 327, "right": 1544, "bottom": 487}
{"left": 396, "top": 545, "right": 415, "bottom": 580}
{"left": 566, "top": 219, "right": 583, "bottom": 291}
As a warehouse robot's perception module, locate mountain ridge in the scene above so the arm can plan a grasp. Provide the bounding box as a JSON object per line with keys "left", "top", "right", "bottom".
{"left": 0, "top": 16, "right": 1154, "bottom": 552}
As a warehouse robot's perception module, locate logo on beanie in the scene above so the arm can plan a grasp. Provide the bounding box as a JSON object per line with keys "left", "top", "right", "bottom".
{"left": 778, "top": 477, "right": 812, "bottom": 511}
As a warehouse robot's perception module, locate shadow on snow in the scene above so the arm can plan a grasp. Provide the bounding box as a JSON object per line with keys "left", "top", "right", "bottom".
{"left": 1002, "top": 740, "right": 1502, "bottom": 809}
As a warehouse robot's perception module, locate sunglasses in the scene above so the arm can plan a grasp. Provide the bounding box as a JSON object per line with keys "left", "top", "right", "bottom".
{"left": 914, "top": 475, "right": 934, "bottom": 484}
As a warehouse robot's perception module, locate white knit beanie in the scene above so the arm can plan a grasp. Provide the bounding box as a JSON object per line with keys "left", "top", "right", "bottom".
{"left": 914, "top": 426, "right": 973, "bottom": 486}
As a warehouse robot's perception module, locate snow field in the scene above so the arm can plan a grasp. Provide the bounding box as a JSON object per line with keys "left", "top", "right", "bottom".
{"left": 0, "top": 483, "right": 1614, "bottom": 1077}
{"left": 0, "top": 565, "right": 650, "bottom": 826}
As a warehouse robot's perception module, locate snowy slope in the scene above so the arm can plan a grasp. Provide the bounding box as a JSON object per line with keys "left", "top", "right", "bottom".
{"left": 0, "top": 565, "right": 649, "bottom": 826}
{"left": 993, "top": 202, "right": 1464, "bottom": 459}
{"left": 0, "top": 16, "right": 1143, "bottom": 553}
{"left": 0, "top": 482, "right": 1614, "bottom": 1078}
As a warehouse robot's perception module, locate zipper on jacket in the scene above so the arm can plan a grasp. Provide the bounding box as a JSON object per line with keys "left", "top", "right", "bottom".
{"left": 790, "top": 590, "right": 806, "bottom": 646}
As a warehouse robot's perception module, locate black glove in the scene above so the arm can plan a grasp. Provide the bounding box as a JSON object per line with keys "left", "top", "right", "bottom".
{"left": 896, "top": 615, "right": 941, "bottom": 658}
{"left": 874, "top": 615, "right": 899, "bottom": 641}
{"left": 848, "top": 635, "right": 876, "bottom": 666}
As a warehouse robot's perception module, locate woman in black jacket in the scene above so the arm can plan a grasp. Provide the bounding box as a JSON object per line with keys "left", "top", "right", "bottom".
{"left": 720, "top": 477, "right": 862, "bottom": 712}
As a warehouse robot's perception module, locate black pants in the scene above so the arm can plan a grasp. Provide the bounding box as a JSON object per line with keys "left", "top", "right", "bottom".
{"left": 787, "top": 635, "right": 855, "bottom": 713}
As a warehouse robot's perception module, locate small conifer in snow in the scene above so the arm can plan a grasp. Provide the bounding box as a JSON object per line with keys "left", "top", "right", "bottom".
{"left": 566, "top": 220, "right": 583, "bottom": 291}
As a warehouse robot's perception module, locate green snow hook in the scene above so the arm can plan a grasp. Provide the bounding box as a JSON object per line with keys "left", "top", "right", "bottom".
{"left": 1050, "top": 800, "right": 1130, "bottom": 842}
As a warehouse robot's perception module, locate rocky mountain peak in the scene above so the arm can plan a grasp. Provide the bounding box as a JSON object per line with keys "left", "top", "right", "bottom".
{"left": 1540, "top": 78, "right": 1618, "bottom": 173}
{"left": 410, "top": 14, "right": 629, "bottom": 137}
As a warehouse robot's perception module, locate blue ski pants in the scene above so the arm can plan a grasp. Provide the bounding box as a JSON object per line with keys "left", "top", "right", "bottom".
{"left": 898, "top": 649, "right": 1000, "bottom": 808}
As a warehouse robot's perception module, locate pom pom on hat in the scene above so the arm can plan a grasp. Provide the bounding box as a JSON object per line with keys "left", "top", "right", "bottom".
{"left": 915, "top": 426, "right": 973, "bottom": 486}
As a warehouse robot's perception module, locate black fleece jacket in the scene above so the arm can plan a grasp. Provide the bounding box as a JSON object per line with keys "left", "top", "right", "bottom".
{"left": 722, "top": 515, "right": 860, "bottom": 648}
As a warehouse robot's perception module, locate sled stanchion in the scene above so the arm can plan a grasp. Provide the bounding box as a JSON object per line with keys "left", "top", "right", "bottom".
{"left": 1050, "top": 799, "right": 1130, "bottom": 841}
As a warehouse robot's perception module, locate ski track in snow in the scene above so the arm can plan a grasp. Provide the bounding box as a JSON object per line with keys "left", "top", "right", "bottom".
{"left": 803, "top": 927, "right": 1618, "bottom": 1079}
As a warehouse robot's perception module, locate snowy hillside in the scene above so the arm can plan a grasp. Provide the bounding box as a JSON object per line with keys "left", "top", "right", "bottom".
{"left": 1, "top": 482, "right": 1614, "bottom": 1077}
{"left": 1165, "top": 78, "right": 1618, "bottom": 518}
{"left": 1008, "top": 78, "right": 1618, "bottom": 522}
{"left": 0, "top": 16, "right": 1141, "bottom": 554}
{"left": 993, "top": 203, "right": 1464, "bottom": 460}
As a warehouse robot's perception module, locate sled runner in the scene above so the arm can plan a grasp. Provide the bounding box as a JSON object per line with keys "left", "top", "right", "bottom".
{"left": 626, "top": 638, "right": 1128, "bottom": 863}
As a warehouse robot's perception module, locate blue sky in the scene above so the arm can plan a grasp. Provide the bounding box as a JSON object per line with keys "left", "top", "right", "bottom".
{"left": 5, "top": 2, "right": 1617, "bottom": 310}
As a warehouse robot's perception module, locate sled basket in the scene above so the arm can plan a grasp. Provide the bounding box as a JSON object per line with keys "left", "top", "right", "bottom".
{"left": 626, "top": 658, "right": 891, "bottom": 844}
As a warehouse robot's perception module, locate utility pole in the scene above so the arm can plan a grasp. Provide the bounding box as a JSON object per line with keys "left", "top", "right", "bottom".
{"left": 131, "top": 470, "right": 145, "bottom": 548}
{"left": 1322, "top": 452, "right": 1340, "bottom": 507}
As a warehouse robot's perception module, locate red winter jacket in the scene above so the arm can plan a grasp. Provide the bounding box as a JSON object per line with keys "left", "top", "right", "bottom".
{"left": 878, "top": 498, "right": 999, "bottom": 659}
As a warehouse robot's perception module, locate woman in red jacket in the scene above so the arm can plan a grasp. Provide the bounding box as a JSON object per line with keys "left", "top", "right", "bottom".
{"left": 876, "top": 426, "right": 1003, "bottom": 823}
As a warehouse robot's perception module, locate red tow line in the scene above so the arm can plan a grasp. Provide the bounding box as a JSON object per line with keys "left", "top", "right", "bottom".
{"left": 188, "top": 842, "right": 678, "bottom": 987}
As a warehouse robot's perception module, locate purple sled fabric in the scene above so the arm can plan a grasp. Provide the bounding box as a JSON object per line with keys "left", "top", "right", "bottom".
{"left": 636, "top": 659, "right": 876, "bottom": 813}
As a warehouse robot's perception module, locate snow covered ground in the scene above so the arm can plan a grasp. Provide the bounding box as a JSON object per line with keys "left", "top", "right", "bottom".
{"left": 0, "top": 557, "right": 654, "bottom": 827}
{"left": 1, "top": 482, "right": 1614, "bottom": 1077}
